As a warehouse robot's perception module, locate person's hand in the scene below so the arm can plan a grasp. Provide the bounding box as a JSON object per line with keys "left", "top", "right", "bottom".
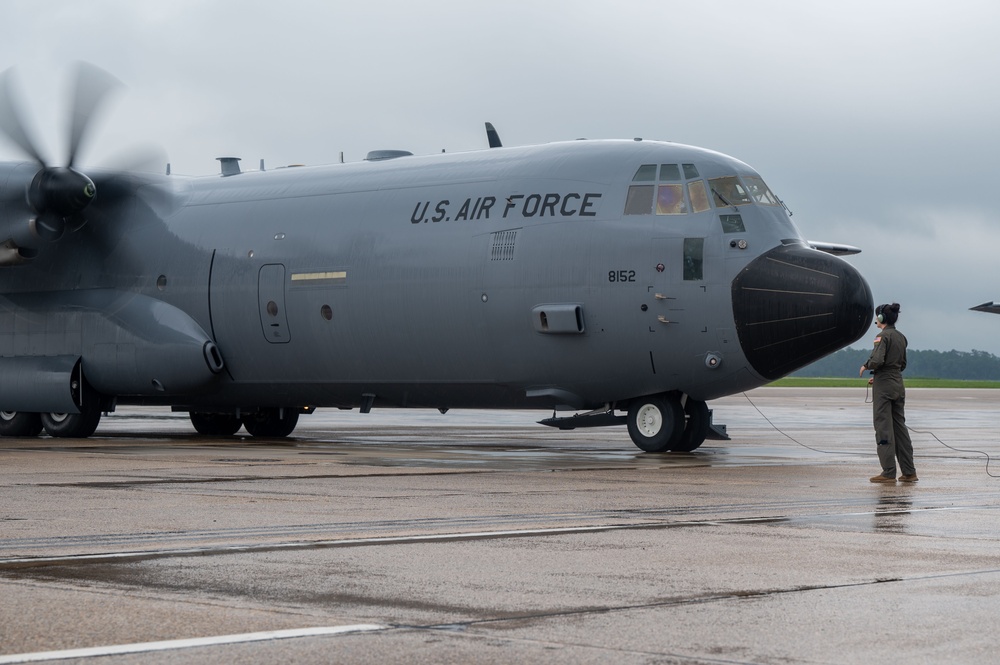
{"left": 859, "top": 365, "right": 866, "bottom": 377}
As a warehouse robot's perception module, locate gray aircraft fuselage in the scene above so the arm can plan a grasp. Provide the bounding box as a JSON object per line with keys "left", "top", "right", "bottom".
{"left": 0, "top": 137, "right": 873, "bottom": 448}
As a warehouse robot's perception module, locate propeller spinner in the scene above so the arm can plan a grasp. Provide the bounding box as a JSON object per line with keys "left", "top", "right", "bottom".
{"left": 0, "top": 63, "right": 119, "bottom": 242}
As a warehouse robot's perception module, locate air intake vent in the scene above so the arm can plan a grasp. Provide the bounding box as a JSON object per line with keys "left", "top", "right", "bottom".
{"left": 365, "top": 150, "right": 413, "bottom": 161}
{"left": 490, "top": 229, "right": 518, "bottom": 261}
{"left": 531, "top": 304, "right": 585, "bottom": 334}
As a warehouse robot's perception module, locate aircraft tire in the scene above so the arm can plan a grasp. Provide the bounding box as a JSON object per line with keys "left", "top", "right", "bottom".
{"left": 242, "top": 409, "right": 299, "bottom": 438}
{"left": 626, "top": 395, "right": 683, "bottom": 452}
{"left": 674, "top": 399, "right": 710, "bottom": 452}
{"left": 0, "top": 411, "right": 43, "bottom": 437}
{"left": 41, "top": 407, "right": 102, "bottom": 438}
{"left": 190, "top": 412, "right": 243, "bottom": 436}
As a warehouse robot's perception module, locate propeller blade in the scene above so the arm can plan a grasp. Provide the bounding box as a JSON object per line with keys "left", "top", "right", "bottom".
{"left": 0, "top": 68, "right": 46, "bottom": 165}
{"left": 66, "top": 62, "right": 120, "bottom": 168}
{"left": 0, "top": 63, "right": 167, "bottom": 255}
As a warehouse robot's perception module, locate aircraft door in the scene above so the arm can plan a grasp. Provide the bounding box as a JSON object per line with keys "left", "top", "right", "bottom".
{"left": 648, "top": 236, "right": 717, "bottom": 373}
{"left": 258, "top": 263, "right": 290, "bottom": 343}
{"left": 648, "top": 237, "right": 686, "bottom": 327}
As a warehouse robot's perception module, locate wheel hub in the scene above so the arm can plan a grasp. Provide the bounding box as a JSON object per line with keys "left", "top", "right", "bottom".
{"left": 636, "top": 404, "right": 662, "bottom": 437}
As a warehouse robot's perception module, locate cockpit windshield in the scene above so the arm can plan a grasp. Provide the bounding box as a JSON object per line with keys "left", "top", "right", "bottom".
{"left": 625, "top": 164, "right": 782, "bottom": 215}
{"left": 708, "top": 175, "right": 780, "bottom": 208}
{"left": 709, "top": 176, "right": 752, "bottom": 207}
{"left": 742, "top": 176, "right": 780, "bottom": 206}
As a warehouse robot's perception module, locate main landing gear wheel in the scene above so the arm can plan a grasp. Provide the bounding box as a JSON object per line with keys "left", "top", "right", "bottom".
{"left": 40, "top": 376, "right": 103, "bottom": 438}
{"left": 0, "top": 411, "right": 43, "bottom": 437}
{"left": 674, "top": 398, "right": 710, "bottom": 452}
{"left": 190, "top": 412, "right": 243, "bottom": 436}
{"left": 242, "top": 408, "right": 299, "bottom": 438}
{"left": 41, "top": 405, "right": 102, "bottom": 438}
{"left": 627, "top": 395, "right": 684, "bottom": 452}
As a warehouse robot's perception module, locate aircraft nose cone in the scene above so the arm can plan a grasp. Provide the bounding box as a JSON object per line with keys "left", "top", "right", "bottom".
{"left": 732, "top": 243, "right": 873, "bottom": 380}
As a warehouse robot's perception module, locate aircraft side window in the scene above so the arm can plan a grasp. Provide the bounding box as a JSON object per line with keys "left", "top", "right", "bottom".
{"left": 659, "top": 164, "right": 681, "bottom": 182}
{"left": 719, "top": 214, "right": 745, "bottom": 233}
{"left": 683, "top": 238, "right": 704, "bottom": 281}
{"left": 625, "top": 185, "right": 654, "bottom": 215}
{"left": 656, "top": 184, "right": 687, "bottom": 215}
{"left": 632, "top": 164, "right": 657, "bottom": 182}
{"left": 742, "top": 175, "right": 780, "bottom": 206}
{"left": 688, "top": 180, "right": 710, "bottom": 213}
{"left": 709, "top": 176, "right": 752, "bottom": 207}
{"left": 683, "top": 163, "right": 699, "bottom": 179}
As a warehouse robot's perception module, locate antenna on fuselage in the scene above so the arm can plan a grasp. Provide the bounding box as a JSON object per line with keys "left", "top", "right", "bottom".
{"left": 485, "top": 122, "right": 502, "bottom": 148}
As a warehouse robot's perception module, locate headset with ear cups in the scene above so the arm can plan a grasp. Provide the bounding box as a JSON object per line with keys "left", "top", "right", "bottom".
{"left": 875, "top": 305, "right": 884, "bottom": 324}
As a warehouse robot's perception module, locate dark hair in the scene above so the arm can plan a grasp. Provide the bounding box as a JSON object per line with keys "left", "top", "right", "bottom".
{"left": 876, "top": 303, "right": 900, "bottom": 326}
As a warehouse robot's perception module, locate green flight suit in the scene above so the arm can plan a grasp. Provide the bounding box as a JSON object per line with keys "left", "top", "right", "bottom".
{"left": 864, "top": 325, "right": 915, "bottom": 477}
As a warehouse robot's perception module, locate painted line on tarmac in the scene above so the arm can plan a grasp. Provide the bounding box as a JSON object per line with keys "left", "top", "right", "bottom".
{"left": 0, "top": 624, "right": 387, "bottom": 664}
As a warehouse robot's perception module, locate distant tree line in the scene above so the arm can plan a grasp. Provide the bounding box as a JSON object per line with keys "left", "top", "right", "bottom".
{"left": 793, "top": 348, "right": 1000, "bottom": 380}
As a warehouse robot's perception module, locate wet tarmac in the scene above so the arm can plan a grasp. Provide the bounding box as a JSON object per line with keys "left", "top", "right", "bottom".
{"left": 2, "top": 388, "right": 999, "bottom": 664}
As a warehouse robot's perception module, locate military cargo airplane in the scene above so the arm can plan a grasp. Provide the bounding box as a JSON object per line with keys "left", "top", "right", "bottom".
{"left": 0, "top": 64, "right": 873, "bottom": 452}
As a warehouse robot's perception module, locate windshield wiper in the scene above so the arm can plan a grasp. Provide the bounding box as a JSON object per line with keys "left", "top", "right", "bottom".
{"left": 777, "top": 197, "right": 794, "bottom": 217}
{"left": 712, "top": 188, "right": 734, "bottom": 208}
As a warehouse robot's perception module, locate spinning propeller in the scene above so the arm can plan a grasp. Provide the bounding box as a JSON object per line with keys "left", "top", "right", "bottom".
{"left": 0, "top": 63, "right": 120, "bottom": 242}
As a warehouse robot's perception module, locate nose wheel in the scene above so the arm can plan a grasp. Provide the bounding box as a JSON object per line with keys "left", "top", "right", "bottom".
{"left": 626, "top": 395, "right": 683, "bottom": 452}
{"left": 626, "top": 394, "right": 709, "bottom": 452}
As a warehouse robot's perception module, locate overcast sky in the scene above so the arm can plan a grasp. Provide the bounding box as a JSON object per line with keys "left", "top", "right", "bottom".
{"left": 2, "top": 1, "right": 998, "bottom": 355}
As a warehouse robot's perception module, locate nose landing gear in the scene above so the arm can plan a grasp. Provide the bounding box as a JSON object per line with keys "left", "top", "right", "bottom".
{"left": 627, "top": 395, "right": 683, "bottom": 452}
{"left": 626, "top": 394, "right": 710, "bottom": 453}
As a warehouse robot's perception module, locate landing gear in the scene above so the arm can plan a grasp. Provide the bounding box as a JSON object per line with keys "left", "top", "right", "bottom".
{"left": 242, "top": 408, "right": 299, "bottom": 438}
{"left": 0, "top": 411, "right": 43, "bottom": 437}
{"left": 626, "top": 395, "right": 684, "bottom": 452}
{"left": 41, "top": 406, "right": 102, "bottom": 438}
{"left": 190, "top": 412, "right": 243, "bottom": 436}
{"left": 40, "top": 376, "right": 104, "bottom": 438}
{"left": 674, "top": 398, "right": 710, "bottom": 452}
{"left": 625, "top": 395, "right": 710, "bottom": 453}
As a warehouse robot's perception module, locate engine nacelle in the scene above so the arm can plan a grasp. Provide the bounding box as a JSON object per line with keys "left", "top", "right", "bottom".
{"left": 0, "top": 161, "right": 47, "bottom": 264}
{"left": 0, "top": 290, "right": 224, "bottom": 409}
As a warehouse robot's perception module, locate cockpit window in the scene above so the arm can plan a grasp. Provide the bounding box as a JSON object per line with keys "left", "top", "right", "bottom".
{"left": 625, "top": 185, "right": 654, "bottom": 215}
{"left": 656, "top": 184, "right": 687, "bottom": 215}
{"left": 720, "top": 214, "right": 745, "bottom": 233}
{"left": 709, "top": 176, "right": 752, "bottom": 207}
{"left": 683, "top": 238, "right": 704, "bottom": 281}
{"left": 688, "top": 180, "right": 710, "bottom": 213}
{"left": 659, "top": 164, "right": 681, "bottom": 182}
{"left": 632, "top": 164, "right": 657, "bottom": 182}
{"left": 743, "top": 176, "right": 780, "bottom": 206}
{"left": 626, "top": 163, "right": 713, "bottom": 216}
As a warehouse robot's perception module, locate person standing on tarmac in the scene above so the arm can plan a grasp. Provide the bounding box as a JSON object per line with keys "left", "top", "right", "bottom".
{"left": 860, "top": 303, "right": 917, "bottom": 483}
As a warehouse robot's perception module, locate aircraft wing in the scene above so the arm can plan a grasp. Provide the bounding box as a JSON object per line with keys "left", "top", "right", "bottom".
{"left": 970, "top": 301, "right": 1000, "bottom": 315}
{"left": 806, "top": 241, "right": 862, "bottom": 256}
